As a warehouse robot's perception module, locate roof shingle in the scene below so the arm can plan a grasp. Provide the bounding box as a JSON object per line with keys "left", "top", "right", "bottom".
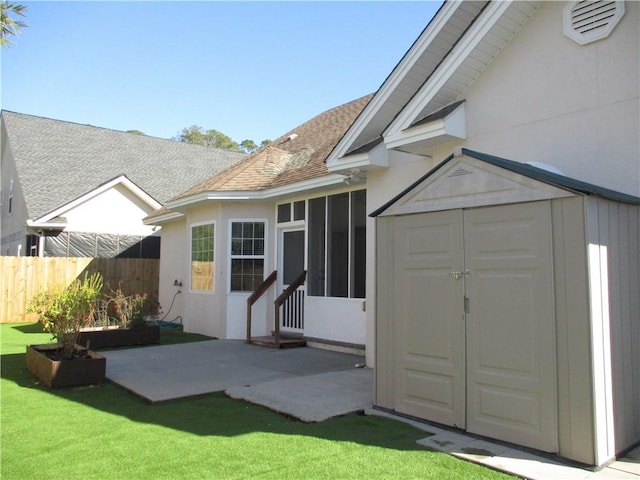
{"left": 2, "top": 111, "right": 245, "bottom": 220}
{"left": 171, "top": 94, "right": 373, "bottom": 201}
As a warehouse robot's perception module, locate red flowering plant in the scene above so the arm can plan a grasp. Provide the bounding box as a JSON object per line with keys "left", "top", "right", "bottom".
{"left": 101, "top": 285, "right": 148, "bottom": 329}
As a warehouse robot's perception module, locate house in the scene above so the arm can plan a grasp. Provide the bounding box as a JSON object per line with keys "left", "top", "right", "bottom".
{"left": 145, "top": 95, "right": 372, "bottom": 346}
{"left": 325, "top": 0, "right": 639, "bottom": 468}
{"left": 0, "top": 111, "right": 245, "bottom": 257}
{"left": 148, "top": 0, "right": 638, "bottom": 466}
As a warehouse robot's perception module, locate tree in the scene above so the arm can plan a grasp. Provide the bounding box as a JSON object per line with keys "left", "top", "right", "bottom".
{"left": 174, "top": 125, "right": 271, "bottom": 154}
{"left": 239, "top": 139, "right": 257, "bottom": 154}
{"left": 173, "top": 125, "right": 239, "bottom": 151}
{"left": 126, "top": 130, "right": 145, "bottom": 135}
{"left": 239, "top": 139, "right": 272, "bottom": 154}
{"left": 0, "top": 1, "right": 27, "bottom": 47}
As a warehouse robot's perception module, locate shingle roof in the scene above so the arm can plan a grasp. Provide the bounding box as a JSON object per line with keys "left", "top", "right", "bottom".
{"left": 1, "top": 111, "right": 245, "bottom": 220}
{"left": 171, "top": 94, "right": 373, "bottom": 201}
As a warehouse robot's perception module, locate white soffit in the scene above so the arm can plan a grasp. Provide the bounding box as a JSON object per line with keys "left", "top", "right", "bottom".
{"left": 326, "top": 1, "right": 488, "bottom": 168}
{"left": 384, "top": 1, "right": 540, "bottom": 139}
{"left": 385, "top": 101, "right": 466, "bottom": 155}
{"left": 377, "top": 155, "right": 574, "bottom": 217}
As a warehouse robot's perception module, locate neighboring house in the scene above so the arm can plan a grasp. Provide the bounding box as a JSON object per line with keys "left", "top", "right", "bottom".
{"left": 0, "top": 111, "right": 245, "bottom": 257}
{"left": 149, "top": 0, "right": 638, "bottom": 468}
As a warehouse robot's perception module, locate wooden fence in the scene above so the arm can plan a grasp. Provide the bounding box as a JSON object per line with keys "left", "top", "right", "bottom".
{"left": 0, "top": 257, "right": 159, "bottom": 323}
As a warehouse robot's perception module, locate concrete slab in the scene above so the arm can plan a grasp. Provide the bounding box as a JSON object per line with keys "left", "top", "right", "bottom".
{"left": 372, "top": 409, "right": 640, "bottom": 480}
{"left": 226, "top": 368, "right": 373, "bottom": 422}
{"left": 101, "top": 340, "right": 366, "bottom": 404}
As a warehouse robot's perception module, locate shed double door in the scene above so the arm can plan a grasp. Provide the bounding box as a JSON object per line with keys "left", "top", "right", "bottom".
{"left": 393, "top": 201, "right": 557, "bottom": 452}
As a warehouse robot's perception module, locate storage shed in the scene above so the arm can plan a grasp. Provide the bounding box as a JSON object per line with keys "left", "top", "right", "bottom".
{"left": 372, "top": 148, "right": 640, "bottom": 466}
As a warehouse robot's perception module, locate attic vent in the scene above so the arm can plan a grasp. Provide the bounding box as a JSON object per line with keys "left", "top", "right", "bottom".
{"left": 563, "top": 1, "right": 625, "bottom": 45}
{"left": 448, "top": 167, "right": 473, "bottom": 178}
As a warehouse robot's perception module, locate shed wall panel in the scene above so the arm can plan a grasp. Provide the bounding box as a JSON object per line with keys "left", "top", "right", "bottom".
{"left": 585, "top": 197, "right": 640, "bottom": 464}
{"left": 551, "top": 197, "right": 595, "bottom": 465}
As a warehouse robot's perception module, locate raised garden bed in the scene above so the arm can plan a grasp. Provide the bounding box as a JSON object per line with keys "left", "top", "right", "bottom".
{"left": 26, "top": 344, "right": 106, "bottom": 388}
{"left": 76, "top": 324, "right": 160, "bottom": 349}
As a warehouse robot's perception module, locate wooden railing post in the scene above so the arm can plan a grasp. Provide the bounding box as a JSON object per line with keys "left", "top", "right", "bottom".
{"left": 246, "top": 271, "right": 277, "bottom": 343}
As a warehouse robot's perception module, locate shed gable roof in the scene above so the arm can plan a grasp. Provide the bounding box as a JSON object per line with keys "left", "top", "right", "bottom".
{"left": 1, "top": 111, "right": 245, "bottom": 220}
{"left": 371, "top": 148, "right": 640, "bottom": 217}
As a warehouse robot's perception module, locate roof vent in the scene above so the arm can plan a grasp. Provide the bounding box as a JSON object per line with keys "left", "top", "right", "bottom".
{"left": 563, "top": 1, "right": 625, "bottom": 45}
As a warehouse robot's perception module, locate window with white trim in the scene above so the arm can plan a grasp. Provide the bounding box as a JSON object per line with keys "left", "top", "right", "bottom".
{"left": 191, "top": 223, "right": 215, "bottom": 292}
{"left": 308, "top": 189, "right": 366, "bottom": 298}
{"left": 230, "top": 221, "right": 265, "bottom": 292}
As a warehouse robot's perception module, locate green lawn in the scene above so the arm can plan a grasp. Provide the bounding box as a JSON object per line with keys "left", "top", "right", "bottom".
{"left": 1, "top": 323, "right": 513, "bottom": 479}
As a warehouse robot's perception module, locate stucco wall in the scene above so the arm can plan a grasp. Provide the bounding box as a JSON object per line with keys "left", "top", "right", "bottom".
{"left": 157, "top": 218, "right": 187, "bottom": 326}
{"left": 163, "top": 201, "right": 276, "bottom": 339}
{"left": 463, "top": 1, "right": 639, "bottom": 196}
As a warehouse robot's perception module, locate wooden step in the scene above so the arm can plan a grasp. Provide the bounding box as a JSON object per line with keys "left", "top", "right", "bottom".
{"left": 248, "top": 336, "right": 307, "bottom": 349}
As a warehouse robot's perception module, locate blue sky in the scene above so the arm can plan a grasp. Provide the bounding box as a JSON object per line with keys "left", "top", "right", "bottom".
{"left": 1, "top": 1, "right": 442, "bottom": 144}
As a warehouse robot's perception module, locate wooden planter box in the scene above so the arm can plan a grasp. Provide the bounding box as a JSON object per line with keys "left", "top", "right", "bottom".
{"left": 26, "top": 344, "right": 106, "bottom": 388}
{"left": 76, "top": 325, "right": 160, "bottom": 349}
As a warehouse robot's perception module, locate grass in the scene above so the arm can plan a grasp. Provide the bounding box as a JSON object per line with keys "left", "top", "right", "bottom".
{"left": 1, "top": 322, "right": 514, "bottom": 479}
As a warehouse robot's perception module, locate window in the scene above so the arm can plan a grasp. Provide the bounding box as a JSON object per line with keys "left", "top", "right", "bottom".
{"left": 230, "top": 221, "right": 265, "bottom": 292}
{"left": 277, "top": 201, "right": 306, "bottom": 223}
{"left": 191, "top": 223, "right": 215, "bottom": 291}
{"left": 308, "top": 189, "right": 366, "bottom": 298}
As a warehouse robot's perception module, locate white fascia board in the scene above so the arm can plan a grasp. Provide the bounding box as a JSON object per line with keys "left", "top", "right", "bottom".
{"left": 37, "top": 175, "right": 162, "bottom": 224}
{"left": 327, "top": 153, "right": 371, "bottom": 174}
{"left": 385, "top": 102, "right": 467, "bottom": 150}
{"left": 325, "top": 1, "right": 462, "bottom": 167}
{"left": 143, "top": 211, "right": 184, "bottom": 226}
{"left": 26, "top": 219, "right": 67, "bottom": 230}
{"left": 384, "top": 1, "right": 513, "bottom": 138}
{"left": 166, "top": 174, "right": 350, "bottom": 211}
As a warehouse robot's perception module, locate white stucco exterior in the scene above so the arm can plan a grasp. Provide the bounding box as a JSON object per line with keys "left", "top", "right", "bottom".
{"left": 462, "top": 0, "right": 639, "bottom": 197}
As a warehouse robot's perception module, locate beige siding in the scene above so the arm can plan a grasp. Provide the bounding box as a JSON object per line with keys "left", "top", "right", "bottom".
{"left": 551, "top": 196, "right": 595, "bottom": 465}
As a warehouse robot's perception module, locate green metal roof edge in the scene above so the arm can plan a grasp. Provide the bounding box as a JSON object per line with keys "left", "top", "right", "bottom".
{"left": 462, "top": 148, "right": 640, "bottom": 206}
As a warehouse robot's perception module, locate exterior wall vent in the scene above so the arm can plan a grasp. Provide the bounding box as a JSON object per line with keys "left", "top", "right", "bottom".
{"left": 563, "top": 1, "right": 625, "bottom": 45}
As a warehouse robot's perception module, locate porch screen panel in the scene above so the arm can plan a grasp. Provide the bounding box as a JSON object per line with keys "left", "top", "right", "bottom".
{"left": 328, "top": 193, "right": 349, "bottom": 297}
{"left": 351, "top": 189, "right": 366, "bottom": 298}
{"left": 308, "top": 197, "right": 326, "bottom": 296}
